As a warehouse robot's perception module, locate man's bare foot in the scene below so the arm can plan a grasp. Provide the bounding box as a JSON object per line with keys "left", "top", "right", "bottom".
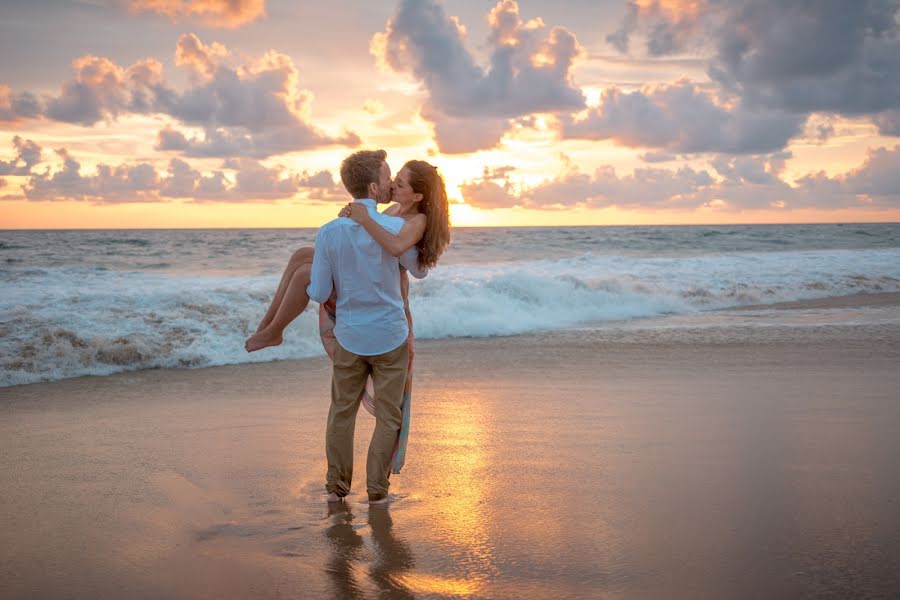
{"left": 367, "top": 495, "right": 391, "bottom": 505}
{"left": 326, "top": 492, "right": 342, "bottom": 503}
{"left": 244, "top": 328, "right": 283, "bottom": 352}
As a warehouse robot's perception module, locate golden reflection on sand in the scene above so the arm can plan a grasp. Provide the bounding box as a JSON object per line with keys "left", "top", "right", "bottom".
{"left": 391, "top": 572, "right": 481, "bottom": 596}
{"left": 312, "top": 385, "right": 501, "bottom": 597}
{"left": 412, "top": 387, "right": 498, "bottom": 591}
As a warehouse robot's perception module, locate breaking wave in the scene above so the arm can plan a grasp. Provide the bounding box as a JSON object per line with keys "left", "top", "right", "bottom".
{"left": 2, "top": 248, "right": 900, "bottom": 386}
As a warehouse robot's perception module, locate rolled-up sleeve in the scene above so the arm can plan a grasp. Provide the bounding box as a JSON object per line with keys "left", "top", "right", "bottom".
{"left": 398, "top": 246, "right": 428, "bottom": 279}
{"left": 306, "top": 227, "right": 334, "bottom": 303}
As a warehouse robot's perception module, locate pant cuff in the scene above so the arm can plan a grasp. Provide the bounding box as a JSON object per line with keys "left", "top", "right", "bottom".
{"left": 326, "top": 485, "right": 348, "bottom": 497}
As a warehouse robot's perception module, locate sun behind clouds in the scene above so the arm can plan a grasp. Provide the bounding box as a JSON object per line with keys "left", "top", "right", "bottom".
{"left": 0, "top": 0, "right": 899, "bottom": 227}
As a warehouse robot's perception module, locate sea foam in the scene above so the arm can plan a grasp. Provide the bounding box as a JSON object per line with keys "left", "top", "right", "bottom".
{"left": 3, "top": 248, "right": 900, "bottom": 387}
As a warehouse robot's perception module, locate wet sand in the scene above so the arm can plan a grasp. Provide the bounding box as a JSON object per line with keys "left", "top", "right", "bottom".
{"left": 2, "top": 295, "right": 900, "bottom": 599}
{"left": 733, "top": 291, "right": 900, "bottom": 310}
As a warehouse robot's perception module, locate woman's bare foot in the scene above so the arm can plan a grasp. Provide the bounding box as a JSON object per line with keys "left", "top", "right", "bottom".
{"left": 244, "top": 328, "right": 283, "bottom": 352}
{"left": 255, "top": 317, "right": 271, "bottom": 333}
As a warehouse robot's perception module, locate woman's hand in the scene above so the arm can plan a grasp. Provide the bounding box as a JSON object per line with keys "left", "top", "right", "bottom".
{"left": 338, "top": 203, "right": 370, "bottom": 224}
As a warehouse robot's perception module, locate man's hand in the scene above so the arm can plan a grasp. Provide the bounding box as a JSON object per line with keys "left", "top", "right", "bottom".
{"left": 338, "top": 203, "right": 370, "bottom": 224}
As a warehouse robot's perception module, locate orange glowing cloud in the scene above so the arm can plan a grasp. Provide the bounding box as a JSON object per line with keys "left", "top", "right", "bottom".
{"left": 174, "top": 34, "right": 229, "bottom": 81}
{"left": 634, "top": 0, "right": 705, "bottom": 20}
{"left": 129, "top": 0, "right": 265, "bottom": 28}
{"left": 608, "top": 0, "right": 709, "bottom": 55}
{"left": 1, "top": 33, "right": 360, "bottom": 158}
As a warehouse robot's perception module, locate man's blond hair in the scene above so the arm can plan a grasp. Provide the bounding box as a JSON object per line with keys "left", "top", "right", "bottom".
{"left": 340, "top": 149, "right": 387, "bottom": 199}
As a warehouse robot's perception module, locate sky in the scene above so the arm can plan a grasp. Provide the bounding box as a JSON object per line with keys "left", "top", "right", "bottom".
{"left": 1, "top": 0, "right": 899, "bottom": 228}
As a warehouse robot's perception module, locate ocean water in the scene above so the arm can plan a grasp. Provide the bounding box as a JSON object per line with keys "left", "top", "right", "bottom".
{"left": 2, "top": 223, "right": 900, "bottom": 387}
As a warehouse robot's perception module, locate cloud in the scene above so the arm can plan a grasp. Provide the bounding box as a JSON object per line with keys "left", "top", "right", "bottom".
{"left": 7, "top": 34, "right": 359, "bottom": 158}
{"left": 709, "top": 2, "right": 900, "bottom": 139}
{"left": 158, "top": 158, "right": 201, "bottom": 198}
{"left": 459, "top": 179, "right": 520, "bottom": 210}
{"left": 420, "top": 106, "right": 512, "bottom": 154}
{"left": 43, "top": 55, "right": 170, "bottom": 125}
{"left": 155, "top": 126, "right": 189, "bottom": 152}
{"left": 372, "top": 0, "right": 585, "bottom": 153}
{"left": 839, "top": 145, "right": 900, "bottom": 201}
{"left": 872, "top": 109, "right": 900, "bottom": 136}
{"left": 21, "top": 146, "right": 340, "bottom": 203}
{"left": 23, "top": 148, "right": 161, "bottom": 203}
{"left": 802, "top": 115, "right": 838, "bottom": 143}
{"left": 462, "top": 161, "right": 715, "bottom": 210}
{"left": 220, "top": 157, "right": 308, "bottom": 200}
{"left": 534, "top": 165, "right": 714, "bottom": 209}
{"left": 607, "top": 0, "right": 707, "bottom": 56}
{"left": 128, "top": 0, "right": 265, "bottom": 28}
{"left": 153, "top": 123, "right": 358, "bottom": 159}
{"left": 707, "top": 0, "right": 900, "bottom": 116}
{"left": 0, "top": 86, "right": 42, "bottom": 123}
{"left": 158, "top": 34, "right": 362, "bottom": 157}
{"left": 561, "top": 79, "right": 806, "bottom": 154}
{"left": 640, "top": 151, "right": 677, "bottom": 163}
{"left": 606, "top": 0, "right": 900, "bottom": 134}
{"left": 174, "top": 33, "right": 229, "bottom": 81}
{"left": 710, "top": 151, "right": 791, "bottom": 185}
{"left": 0, "top": 136, "right": 42, "bottom": 176}
{"left": 461, "top": 146, "right": 900, "bottom": 211}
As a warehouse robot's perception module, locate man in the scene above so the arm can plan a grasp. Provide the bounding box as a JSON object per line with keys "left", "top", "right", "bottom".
{"left": 306, "top": 149, "right": 425, "bottom": 505}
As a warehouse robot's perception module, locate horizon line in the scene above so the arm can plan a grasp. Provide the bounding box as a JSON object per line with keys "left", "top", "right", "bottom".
{"left": 3, "top": 221, "right": 900, "bottom": 232}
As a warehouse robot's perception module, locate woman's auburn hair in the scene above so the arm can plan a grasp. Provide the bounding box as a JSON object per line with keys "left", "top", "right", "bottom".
{"left": 403, "top": 160, "right": 451, "bottom": 270}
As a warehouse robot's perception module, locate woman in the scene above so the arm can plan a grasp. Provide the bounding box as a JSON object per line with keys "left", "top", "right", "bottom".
{"left": 244, "top": 160, "right": 451, "bottom": 472}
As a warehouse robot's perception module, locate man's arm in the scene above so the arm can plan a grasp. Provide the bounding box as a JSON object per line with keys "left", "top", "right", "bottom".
{"left": 306, "top": 226, "right": 335, "bottom": 302}
{"left": 398, "top": 246, "right": 428, "bottom": 279}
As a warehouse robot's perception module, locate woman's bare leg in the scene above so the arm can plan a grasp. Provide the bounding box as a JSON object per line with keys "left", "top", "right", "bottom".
{"left": 256, "top": 247, "right": 315, "bottom": 333}
{"left": 245, "top": 263, "right": 313, "bottom": 352}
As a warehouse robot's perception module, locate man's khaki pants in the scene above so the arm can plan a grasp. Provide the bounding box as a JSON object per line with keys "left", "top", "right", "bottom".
{"left": 325, "top": 339, "right": 409, "bottom": 502}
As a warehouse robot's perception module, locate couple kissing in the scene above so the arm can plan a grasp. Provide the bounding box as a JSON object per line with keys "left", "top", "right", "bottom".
{"left": 245, "top": 149, "right": 451, "bottom": 504}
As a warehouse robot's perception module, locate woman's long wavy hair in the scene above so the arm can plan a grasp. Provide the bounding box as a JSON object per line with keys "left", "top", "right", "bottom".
{"left": 404, "top": 160, "right": 451, "bottom": 270}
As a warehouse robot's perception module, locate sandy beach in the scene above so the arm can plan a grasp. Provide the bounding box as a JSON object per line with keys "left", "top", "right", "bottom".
{"left": 4, "top": 0, "right": 900, "bottom": 594}
{"left": 2, "top": 294, "right": 900, "bottom": 599}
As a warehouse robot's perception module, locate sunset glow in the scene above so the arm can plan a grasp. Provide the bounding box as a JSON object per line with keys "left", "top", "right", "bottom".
{"left": 1, "top": 0, "right": 899, "bottom": 228}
